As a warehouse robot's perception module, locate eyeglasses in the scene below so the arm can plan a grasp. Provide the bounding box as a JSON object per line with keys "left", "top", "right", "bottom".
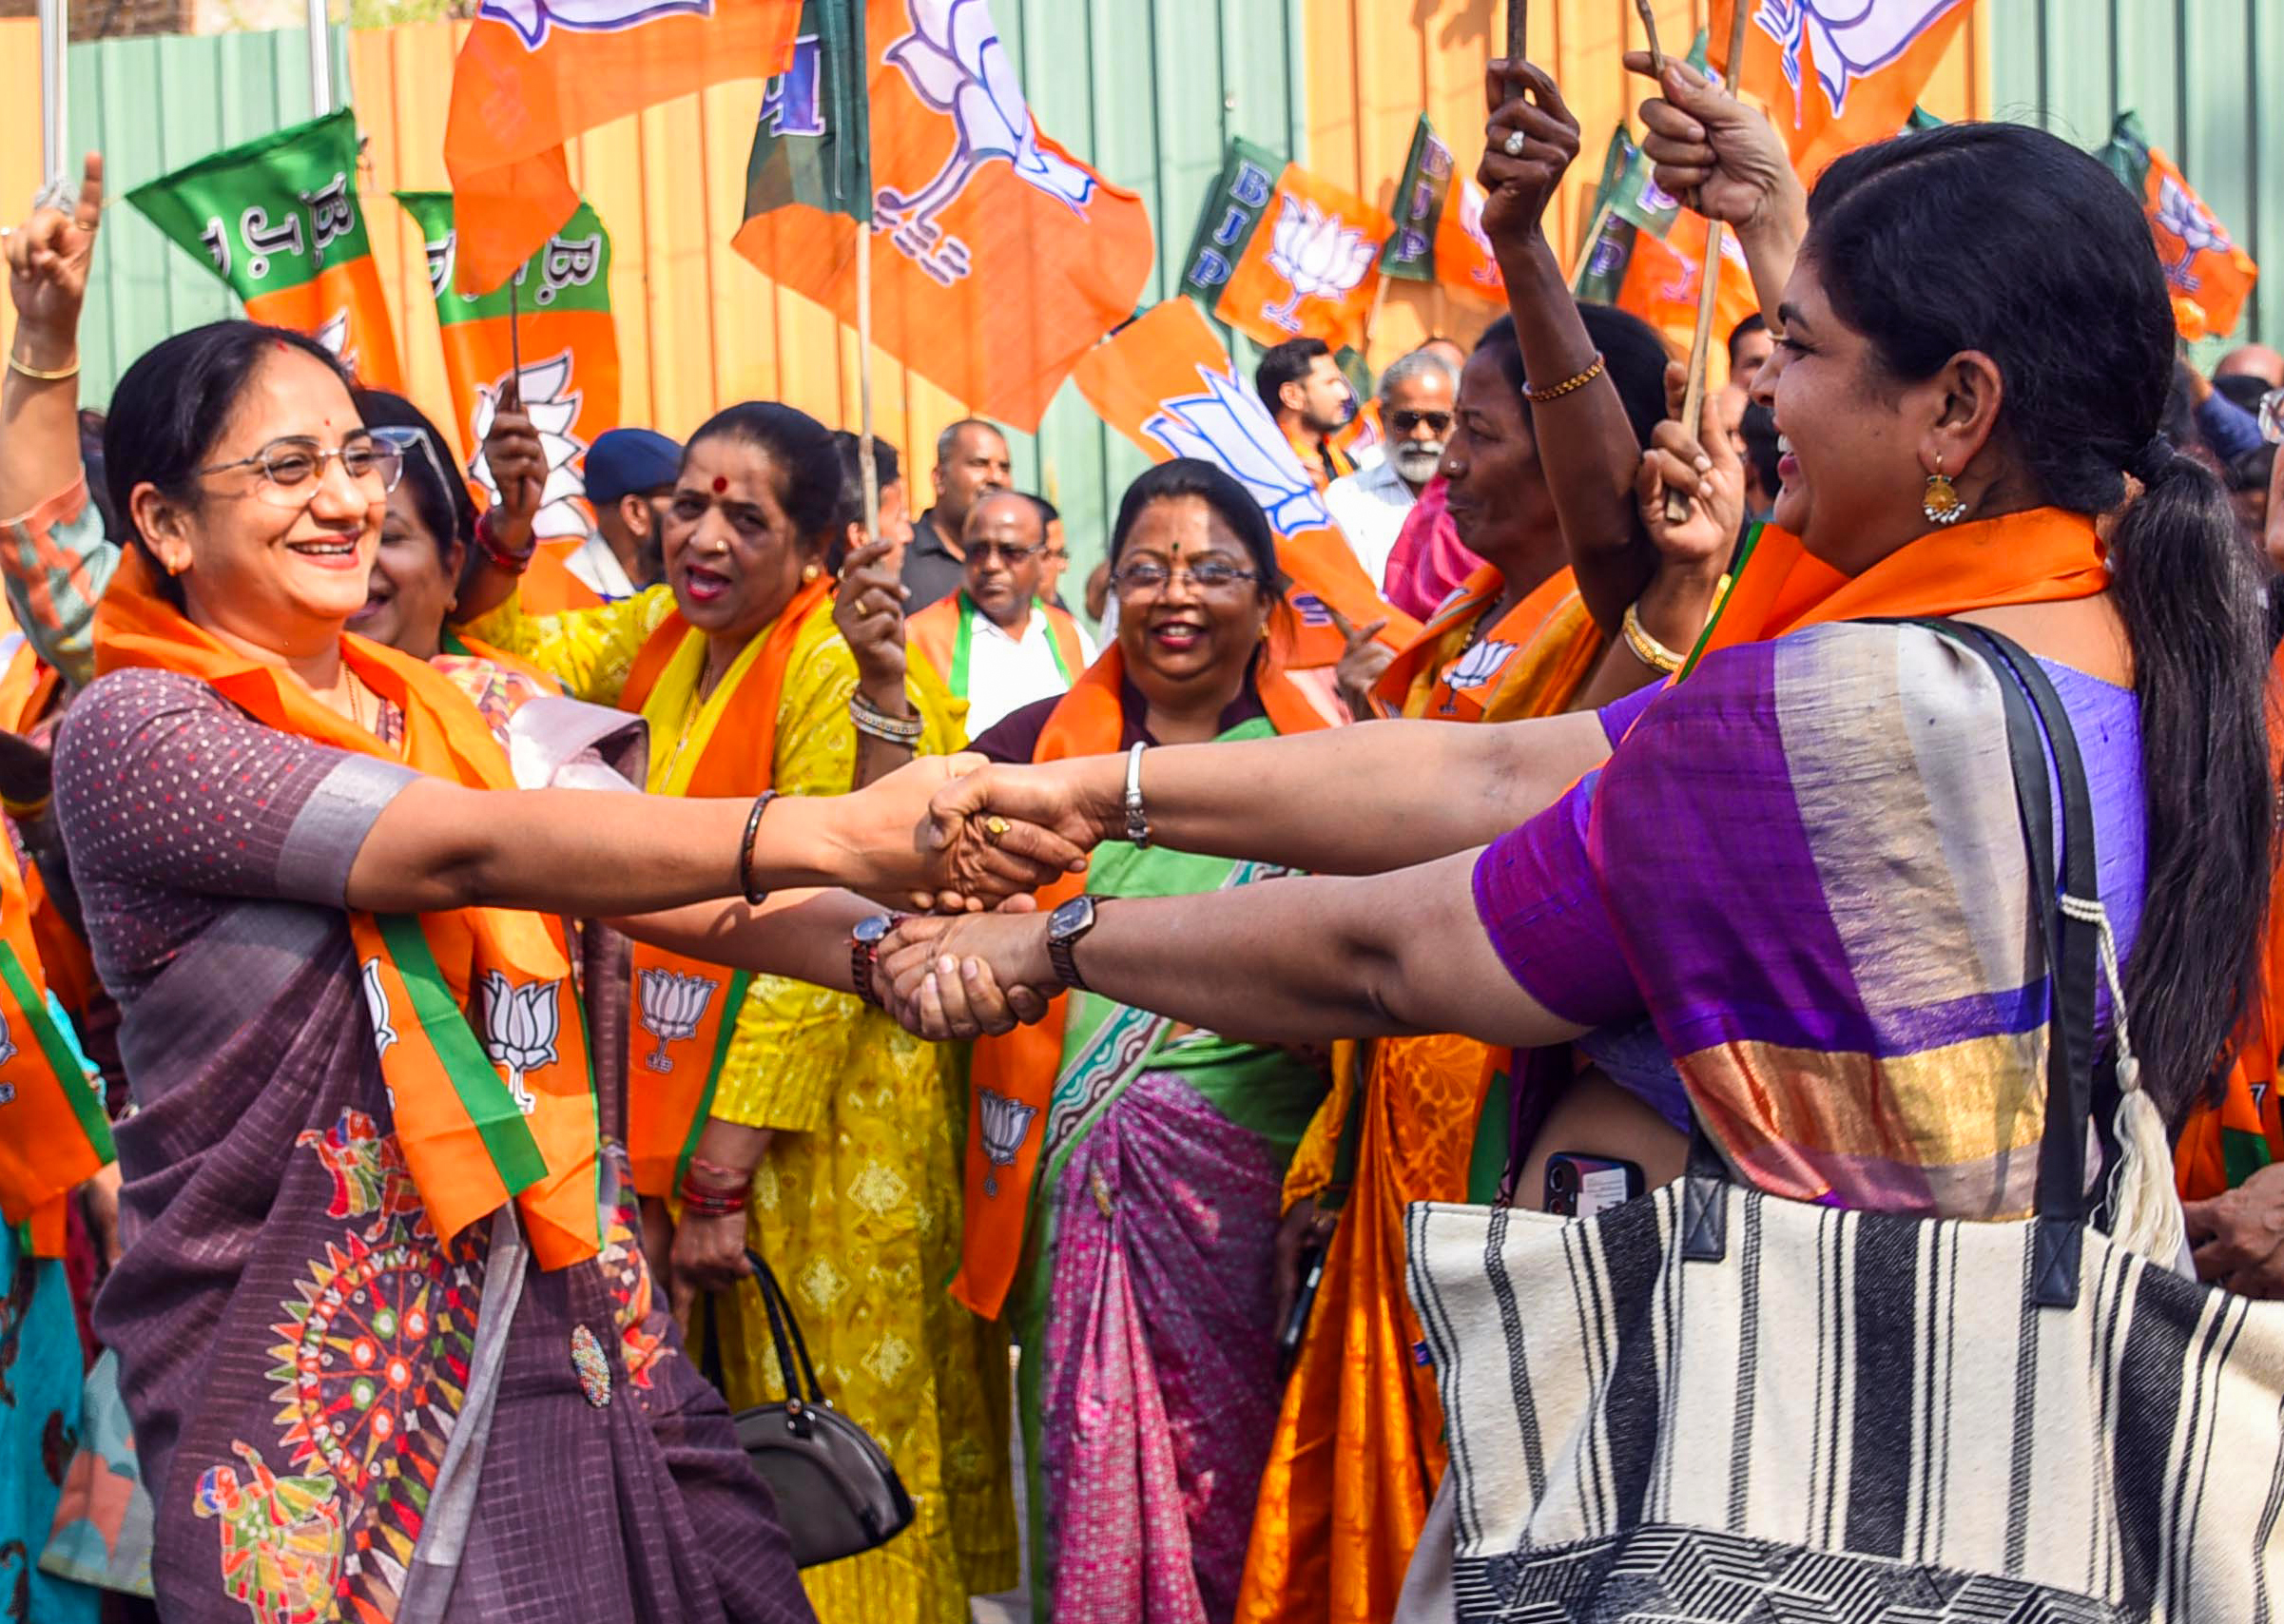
{"left": 2260, "top": 387, "right": 2284, "bottom": 445}
{"left": 366, "top": 424, "right": 452, "bottom": 499}
{"left": 196, "top": 434, "right": 404, "bottom": 506}
{"left": 1110, "top": 559, "right": 1260, "bottom": 596}
{"left": 969, "top": 540, "right": 1042, "bottom": 564}
{"left": 1388, "top": 409, "right": 1453, "bottom": 435}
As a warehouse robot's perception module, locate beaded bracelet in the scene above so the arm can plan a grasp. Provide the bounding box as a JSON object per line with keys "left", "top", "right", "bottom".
{"left": 678, "top": 1182, "right": 746, "bottom": 1219}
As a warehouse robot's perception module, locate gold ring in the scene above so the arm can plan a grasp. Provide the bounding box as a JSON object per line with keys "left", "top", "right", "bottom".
{"left": 984, "top": 816, "right": 1009, "bottom": 845}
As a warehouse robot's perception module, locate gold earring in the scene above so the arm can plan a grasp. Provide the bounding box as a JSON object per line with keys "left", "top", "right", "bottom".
{"left": 802, "top": 562, "right": 822, "bottom": 583}
{"left": 1922, "top": 454, "right": 1966, "bottom": 526}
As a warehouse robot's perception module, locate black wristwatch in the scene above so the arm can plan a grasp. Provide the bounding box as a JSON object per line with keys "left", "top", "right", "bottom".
{"left": 850, "top": 913, "right": 900, "bottom": 1005}
{"left": 1045, "top": 895, "right": 1100, "bottom": 991}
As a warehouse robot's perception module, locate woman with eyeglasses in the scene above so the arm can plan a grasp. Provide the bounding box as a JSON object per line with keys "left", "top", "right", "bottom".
{"left": 0, "top": 161, "right": 1077, "bottom": 1624}
{"left": 452, "top": 401, "right": 1018, "bottom": 1624}
{"left": 947, "top": 458, "right": 1339, "bottom": 1624}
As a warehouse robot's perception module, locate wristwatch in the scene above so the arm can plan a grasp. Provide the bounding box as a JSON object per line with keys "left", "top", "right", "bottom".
{"left": 850, "top": 913, "right": 900, "bottom": 1005}
{"left": 1045, "top": 895, "right": 1100, "bottom": 991}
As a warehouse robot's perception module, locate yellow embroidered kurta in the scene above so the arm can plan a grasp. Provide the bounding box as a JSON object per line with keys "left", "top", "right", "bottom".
{"left": 468, "top": 586, "right": 1017, "bottom": 1623}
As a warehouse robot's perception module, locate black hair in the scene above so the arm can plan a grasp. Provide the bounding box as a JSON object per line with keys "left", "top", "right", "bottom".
{"left": 1029, "top": 493, "right": 1060, "bottom": 525}
{"left": 1254, "top": 337, "right": 1333, "bottom": 417}
{"left": 1809, "top": 120, "right": 2272, "bottom": 1125}
{"left": 2227, "top": 443, "right": 2277, "bottom": 494}
{"left": 687, "top": 401, "right": 843, "bottom": 552}
{"left": 103, "top": 320, "right": 349, "bottom": 609}
{"left": 353, "top": 389, "right": 475, "bottom": 562}
{"left": 825, "top": 432, "right": 901, "bottom": 574}
{"left": 1472, "top": 307, "right": 1670, "bottom": 452}
{"left": 1739, "top": 398, "right": 1782, "bottom": 501}
{"left": 1108, "top": 458, "right": 1288, "bottom": 603}
{"left": 1726, "top": 311, "right": 1769, "bottom": 371}
{"left": 77, "top": 409, "right": 117, "bottom": 544}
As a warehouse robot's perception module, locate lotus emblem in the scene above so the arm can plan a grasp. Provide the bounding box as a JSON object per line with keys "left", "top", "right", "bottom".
{"left": 480, "top": 0, "right": 711, "bottom": 50}
{"left": 360, "top": 958, "right": 397, "bottom": 1061}
{"left": 875, "top": 0, "right": 1099, "bottom": 287}
{"left": 1143, "top": 364, "right": 1335, "bottom": 537}
{"left": 1451, "top": 178, "right": 1499, "bottom": 288}
{"left": 637, "top": 967, "right": 720, "bottom": 1074}
{"left": 1260, "top": 194, "right": 1375, "bottom": 334}
{"left": 313, "top": 308, "right": 361, "bottom": 382}
{"left": 1751, "top": 0, "right": 1963, "bottom": 122}
{"left": 0, "top": 1006, "right": 16, "bottom": 1073}
{"left": 480, "top": 971, "right": 561, "bottom": 1115}
{"left": 2154, "top": 173, "right": 2230, "bottom": 293}
{"left": 1445, "top": 639, "right": 1516, "bottom": 692}
{"left": 976, "top": 1087, "right": 1038, "bottom": 1196}
{"left": 469, "top": 349, "right": 590, "bottom": 542}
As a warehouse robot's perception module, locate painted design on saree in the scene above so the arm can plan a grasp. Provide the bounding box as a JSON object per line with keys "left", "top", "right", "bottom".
{"left": 636, "top": 966, "right": 720, "bottom": 1073}
{"left": 600, "top": 1185, "right": 670, "bottom": 1389}
{"left": 194, "top": 1442, "right": 344, "bottom": 1624}
{"left": 977, "top": 1087, "right": 1039, "bottom": 1195}
{"left": 479, "top": 970, "right": 562, "bottom": 1114}
{"left": 295, "top": 1109, "right": 428, "bottom": 1243}
{"left": 570, "top": 1323, "right": 612, "bottom": 1408}
{"left": 0, "top": 1257, "right": 36, "bottom": 1407}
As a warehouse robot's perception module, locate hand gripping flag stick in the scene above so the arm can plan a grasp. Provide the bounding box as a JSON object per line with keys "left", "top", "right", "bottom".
{"left": 1664, "top": 0, "right": 1751, "bottom": 524}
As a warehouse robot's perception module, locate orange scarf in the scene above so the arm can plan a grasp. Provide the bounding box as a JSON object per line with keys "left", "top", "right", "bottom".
{"left": 94, "top": 554, "right": 602, "bottom": 1267}
{"left": 951, "top": 647, "right": 1335, "bottom": 1320}
{"left": 615, "top": 575, "right": 835, "bottom": 1199}
{"left": 1374, "top": 563, "right": 1604, "bottom": 723}
{"left": 1685, "top": 507, "right": 2112, "bottom": 672}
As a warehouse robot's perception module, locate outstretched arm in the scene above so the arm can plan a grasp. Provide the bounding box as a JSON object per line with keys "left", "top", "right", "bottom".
{"left": 879, "top": 851, "right": 1586, "bottom": 1052}
{"left": 923, "top": 706, "right": 1612, "bottom": 888}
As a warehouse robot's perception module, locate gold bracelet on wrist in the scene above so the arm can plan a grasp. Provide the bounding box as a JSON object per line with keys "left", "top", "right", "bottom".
{"left": 848, "top": 690, "right": 922, "bottom": 744}
{"left": 1621, "top": 599, "right": 1686, "bottom": 674}
{"left": 7, "top": 351, "right": 79, "bottom": 383}
{"left": 1522, "top": 352, "right": 1605, "bottom": 403}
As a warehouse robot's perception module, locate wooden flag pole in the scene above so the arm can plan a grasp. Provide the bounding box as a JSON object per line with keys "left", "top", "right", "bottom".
{"left": 1663, "top": 1, "right": 1750, "bottom": 523}
{"left": 1567, "top": 196, "right": 1616, "bottom": 288}
{"left": 856, "top": 215, "right": 881, "bottom": 540}
{"left": 1506, "top": 0, "right": 1527, "bottom": 58}
{"left": 1633, "top": 0, "right": 1668, "bottom": 78}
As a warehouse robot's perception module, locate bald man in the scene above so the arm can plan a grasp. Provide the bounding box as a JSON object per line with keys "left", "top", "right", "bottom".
{"left": 904, "top": 489, "right": 1095, "bottom": 734}
{"left": 2217, "top": 344, "right": 2284, "bottom": 391}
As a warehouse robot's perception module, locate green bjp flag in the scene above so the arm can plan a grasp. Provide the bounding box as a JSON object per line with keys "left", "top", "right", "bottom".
{"left": 128, "top": 107, "right": 402, "bottom": 390}
{"left": 1177, "top": 137, "right": 1287, "bottom": 307}
{"left": 1571, "top": 126, "right": 1641, "bottom": 305}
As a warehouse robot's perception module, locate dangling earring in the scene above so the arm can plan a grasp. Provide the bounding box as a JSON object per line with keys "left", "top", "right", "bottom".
{"left": 802, "top": 562, "right": 822, "bottom": 583}
{"left": 1922, "top": 454, "right": 1967, "bottom": 526}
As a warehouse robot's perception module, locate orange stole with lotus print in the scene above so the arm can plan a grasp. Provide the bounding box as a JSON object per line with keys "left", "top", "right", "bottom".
{"left": 953, "top": 647, "right": 1334, "bottom": 1321}
{"left": 1240, "top": 561, "right": 1601, "bottom": 1624}
{"left": 94, "top": 553, "right": 603, "bottom": 1266}
{"left": 615, "top": 575, "right": 834, "bottom": 1199}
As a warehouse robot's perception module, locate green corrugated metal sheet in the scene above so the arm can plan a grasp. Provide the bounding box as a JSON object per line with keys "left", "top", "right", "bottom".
{"left": 67, "top": 25, "right": 348, "bottom": 391}
{"left": 1991, "top": 0, "right": 2280, "bottom": 350}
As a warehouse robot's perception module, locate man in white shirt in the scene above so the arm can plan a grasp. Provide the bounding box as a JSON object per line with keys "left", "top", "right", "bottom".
{"left": 1323, "top": 349, "right": 1457, "bottom": 587}
{"left": 906, "top": 491, "right": 1096, "bottom": 735}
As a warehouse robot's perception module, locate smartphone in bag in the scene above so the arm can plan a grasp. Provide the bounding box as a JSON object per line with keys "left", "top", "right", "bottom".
{"left": 1277, "top": 1235, "right": 1329, "bottom": 1377}
{"left": 1543, "top": 1152, "right": 1645, "bottom": 1218}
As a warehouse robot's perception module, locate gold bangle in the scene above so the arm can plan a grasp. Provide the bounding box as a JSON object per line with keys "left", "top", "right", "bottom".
{"left": 1621, "top": 599, "right": 1686, "bottom": 674}
{"left": 1522, "top": 352, "right": 1604, "bottom": 403}
{"left": 7, "top": 351, "right": 79, "bottom": 383}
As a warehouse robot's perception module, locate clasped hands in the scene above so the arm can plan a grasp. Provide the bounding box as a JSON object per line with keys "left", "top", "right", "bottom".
{"left": 861, "top": 752, "right": 1116, "bottom": 1038}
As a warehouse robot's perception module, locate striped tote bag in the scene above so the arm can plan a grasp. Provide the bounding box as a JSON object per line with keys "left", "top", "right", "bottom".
{"left": 1405, "top": 628, "right": 2284, "bottom": 1621}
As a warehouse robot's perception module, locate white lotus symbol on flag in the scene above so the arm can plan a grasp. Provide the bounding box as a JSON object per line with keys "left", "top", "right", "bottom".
{"left": 1446, "top": 639, "right": 1517, "bottom": 691}
{"left": 480, "top": 971, "right": 561, "bottom": 1116}
{"left": 1751, "top": 0, "right": 1962, "bottom": 122}
{"left": 314, "top": 309, "right": 360, "bottom": 381}
{"left": 976, "top": 1087, "right": 1038, "bottom": 1196}
{"left": 1144, "top": 365, "right": 1334, "bottom": 538}
{"left": 1453, "top": 179, "right": 1499, "bottom": 285}
{"left": 470, "top": 350, "right": 590, "bottom": 542}
{"left": 637, "top": 967, "right": 720, "bottom": 1074}
{"left": 2155, "top": 174, "right": 2229, "bottom": 292}
{"left": 0, "top": 1006, "right": 17, "bottom": 1072}
{"left": 360, "top": 958, "right": 397, "bottom": 1061}
{"left": 1260, "top": 194, "right": 1375, "bottom": 334}
{"left": 480, "top": 0, "right": 710, "bottom": 50}
{"left": 876, "top": 0, "right": 1098, "bottom": 287}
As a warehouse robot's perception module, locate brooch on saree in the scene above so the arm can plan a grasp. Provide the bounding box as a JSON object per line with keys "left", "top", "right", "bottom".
{"left": 571, "top": 1324, "right": 613, "bottom": 1409}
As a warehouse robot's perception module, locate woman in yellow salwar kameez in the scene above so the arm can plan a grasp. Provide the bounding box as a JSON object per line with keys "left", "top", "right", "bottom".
{"left": 1238, "top": 310, "right": 1670, "bottom": 1624}
{"left": 456, "top": 399, "right": 1016, "bottom": 1624}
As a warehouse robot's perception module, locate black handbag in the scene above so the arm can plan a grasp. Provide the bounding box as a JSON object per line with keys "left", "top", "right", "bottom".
{"left": 701, "top": 1248, "right": 916, "bottom": 1568}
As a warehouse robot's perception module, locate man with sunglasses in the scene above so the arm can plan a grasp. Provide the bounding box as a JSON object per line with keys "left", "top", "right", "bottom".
{"left": 1323, "top": 348, "right": 1458, "bottom": 587}
{"left": 906, "top": 488, "right": 1094, "bottom": 736}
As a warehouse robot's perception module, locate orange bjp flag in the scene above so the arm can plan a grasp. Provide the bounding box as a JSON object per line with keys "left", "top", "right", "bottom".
{"left": 1710, "top": 0, "right": 1972, "bottom": 182}
{"left": 444, "top": 0, "right": 803, "bottom": 294}
{"left": 733, "top": 0, "right": 1155, "bottom": 431}
{"left": 1617, "top": 210, "right": 1757, "bottom": 374}
{"left": 2099, "top": 112, "right": 2258, "bottom": 342}
{"left": 1217, "top": 165, "right": 1393, "bottom": 354}
{"left": 1073, "top": 300, "right": 1416, "bottom": 667}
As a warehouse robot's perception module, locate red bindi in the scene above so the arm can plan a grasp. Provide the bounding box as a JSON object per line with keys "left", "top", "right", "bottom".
{"left": 712, "top": 475, "right": 728, "bottom": 493}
